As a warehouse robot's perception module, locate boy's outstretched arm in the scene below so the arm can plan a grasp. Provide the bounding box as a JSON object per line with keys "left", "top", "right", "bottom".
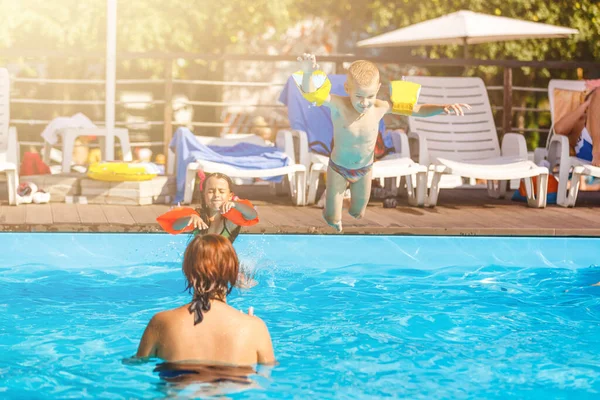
{"left": 385, "top": 80, "right": 470, "bottom": 117}
{"left": 385, "top": 101, "right": 471, "bottom": 117}
{"left": 412, "top": 103, "right": 471, "bottom": 117}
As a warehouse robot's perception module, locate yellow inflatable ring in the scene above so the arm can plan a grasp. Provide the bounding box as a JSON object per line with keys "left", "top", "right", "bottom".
{"left": 87, "top": 162, "right": 159, "bottom": 182}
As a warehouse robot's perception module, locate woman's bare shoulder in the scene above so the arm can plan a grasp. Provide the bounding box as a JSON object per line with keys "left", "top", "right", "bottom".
{"left": 215, "top": 303, "right": 266, "bottom": 328}
{"left": 245, "top": 313, "right": 270, "bottom": 335}
{"left": 216, "top": 302, "right": 254, "bottom": 319}
{"left": 152, "top": 305, "right": 189, "bottom": 324}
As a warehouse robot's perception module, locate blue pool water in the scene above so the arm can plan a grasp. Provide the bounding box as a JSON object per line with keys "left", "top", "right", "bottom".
{"left": 1, "top": 233, "right": 600, "bottom": 399}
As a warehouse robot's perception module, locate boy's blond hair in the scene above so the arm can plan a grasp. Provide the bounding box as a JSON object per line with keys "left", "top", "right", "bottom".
{"left": 347, "top": 60, "right": 380, "bottom": 87}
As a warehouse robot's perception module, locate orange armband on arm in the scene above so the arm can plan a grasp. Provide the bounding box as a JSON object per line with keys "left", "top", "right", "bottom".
{"left": 292, "top": 70, "right": 332, "bottom": 106}
{"left": 156, "top": 207, "right": 199, "bottom": 235}
{"left": 223, "top": 199, "right": 259, "bottom": 226}
{"left": 390, "top": 80, "right": 421, "bottom": 115}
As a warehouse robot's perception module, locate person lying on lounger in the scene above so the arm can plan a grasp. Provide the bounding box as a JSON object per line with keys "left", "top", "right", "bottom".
{"left": 554, "top": 83, "right": 600, "bottom": 167}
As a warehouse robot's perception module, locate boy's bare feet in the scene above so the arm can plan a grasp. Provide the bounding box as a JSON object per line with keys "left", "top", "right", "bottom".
{"left": 322, "top": 210, "right": 343, "bottom": 233}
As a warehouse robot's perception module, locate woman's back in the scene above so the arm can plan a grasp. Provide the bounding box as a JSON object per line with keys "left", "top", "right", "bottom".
{"left": 150, "top": 301, "right": 272, "bottom": 365}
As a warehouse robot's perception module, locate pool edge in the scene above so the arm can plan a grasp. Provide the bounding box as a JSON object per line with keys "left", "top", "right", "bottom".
{"left": 2, "top": 223, "right": 600, "bottom": 237}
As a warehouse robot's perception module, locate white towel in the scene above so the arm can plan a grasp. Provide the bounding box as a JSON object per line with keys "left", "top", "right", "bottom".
{"left": 41, "top": 113, "right": 97, "bottom": 145}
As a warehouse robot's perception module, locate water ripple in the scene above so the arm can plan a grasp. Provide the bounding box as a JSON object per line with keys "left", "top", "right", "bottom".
{"left": 1, "top": 260, "right": 600, "bottom": 398}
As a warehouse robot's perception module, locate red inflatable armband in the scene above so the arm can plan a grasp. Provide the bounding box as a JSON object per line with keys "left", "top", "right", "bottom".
{"left": 156, "top": 207, "right": 199, "bottom": 235}
{"left": 222, "top": 199, "right": 259, "bottom": 227}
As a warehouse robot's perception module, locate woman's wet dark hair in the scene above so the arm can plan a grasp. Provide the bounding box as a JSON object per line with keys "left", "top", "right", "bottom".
{"left": 183, "top": 234, "right": 239, "bottom": 325}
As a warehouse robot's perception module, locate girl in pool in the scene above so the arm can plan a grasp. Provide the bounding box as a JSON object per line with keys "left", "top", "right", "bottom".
{"left": 158, "top": 172, "right": 259, "bottom": 242}
{"left": 168, "top": 172, "right": 259, "bottom": 242}
{"left": 136, "top": 234, "right": 275, "bottom": 365}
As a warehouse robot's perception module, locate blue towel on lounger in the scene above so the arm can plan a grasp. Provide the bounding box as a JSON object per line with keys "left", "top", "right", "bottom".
{"left": 169, "top": 127, "right": 289, "bottom": 203}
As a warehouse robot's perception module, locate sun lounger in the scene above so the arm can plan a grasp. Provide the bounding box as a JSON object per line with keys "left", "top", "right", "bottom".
{"left": 169, "top": 127, "right": 306, "bottom": 206}
{"left": 0, "top": 68, "right": 19, "bottom": 205}
{"left": 405, "top": 76, "right": 548, "bottom": 207}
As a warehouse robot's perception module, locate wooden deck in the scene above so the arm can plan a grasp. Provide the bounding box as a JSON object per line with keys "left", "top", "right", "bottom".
{"left": 1, "top": 188, "right": 600, "bottom": 236}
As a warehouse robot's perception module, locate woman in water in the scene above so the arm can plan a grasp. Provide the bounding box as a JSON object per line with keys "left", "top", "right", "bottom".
{"left": 136, "top": 234, "right": 275, "bottom": 365}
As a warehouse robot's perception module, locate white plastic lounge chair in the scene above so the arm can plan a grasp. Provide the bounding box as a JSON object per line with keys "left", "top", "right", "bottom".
{"left": 543, "top": 79, "right": 600, "bottom": 207}
{"left": 0, "top": 68, "right": 19, "bottom": 205}
{"left": 42, "top": 125, "right": 132, "bottom": 173}
{"left": 404, "top": 76, "right": 548, "bottom": 208}
{"left": 284, "top": 129, "right": 427, "bottom": 206}
{"left": 169, "top": 131, "right": 307, "bottom": 206}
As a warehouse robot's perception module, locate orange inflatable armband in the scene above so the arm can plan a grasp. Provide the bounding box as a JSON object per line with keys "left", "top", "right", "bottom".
{"left": 223, "top": 199, "right": 259, "bottom": 227}
{"left": 156, "top": 207, "right": 199, "bottom": 235}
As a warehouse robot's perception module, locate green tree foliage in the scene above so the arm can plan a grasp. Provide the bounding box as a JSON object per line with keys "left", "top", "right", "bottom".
{"left": 0, "top": 0, "right": 297, "bottom": 137}
{"left": 0, "top": 0, "right": 295, "bottom": 52}
{"left": 2, "top": 0, "right": 597, "bottom": 80}
{"left": 1, "top": 0, "right": 598, "bottom": 146}
{"left": 300, "top": 0, "right": 599, "bottom": 148}
{"left": 301, "top": 0, "right": 599, "bottom": 63}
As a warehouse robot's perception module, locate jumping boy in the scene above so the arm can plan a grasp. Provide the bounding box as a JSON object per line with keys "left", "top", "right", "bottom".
{"left": 297, "top": 53, "right": 470, "bottom": 232}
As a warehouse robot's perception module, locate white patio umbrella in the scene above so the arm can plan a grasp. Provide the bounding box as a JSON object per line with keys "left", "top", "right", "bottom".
{"left": 357, "top": 10, "right": 578, "bottom": 58}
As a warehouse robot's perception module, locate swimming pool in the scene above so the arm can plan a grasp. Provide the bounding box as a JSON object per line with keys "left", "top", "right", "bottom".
{"left": 1, "top": 233, "right": 600, "bottom": 399}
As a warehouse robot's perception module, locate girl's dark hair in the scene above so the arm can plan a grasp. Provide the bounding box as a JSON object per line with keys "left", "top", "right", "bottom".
{"left": 202, "top": 173, "right": 235, "bottom": 194}
{"left": 183, "top": 234, "right": 239, "bottom": 325}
